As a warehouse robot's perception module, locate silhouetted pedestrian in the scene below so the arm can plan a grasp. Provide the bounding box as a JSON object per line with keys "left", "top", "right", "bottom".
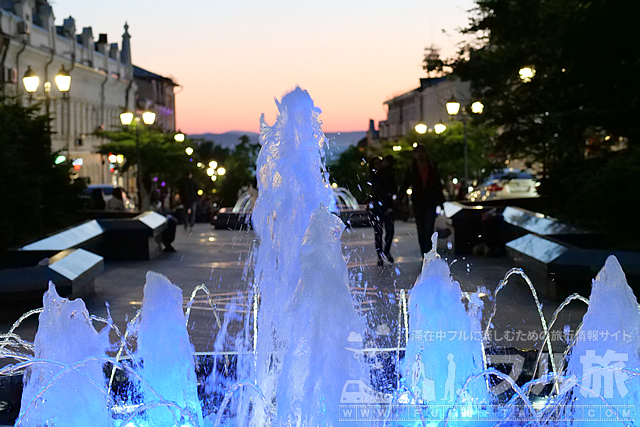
{"left": 369, "top": 155, "right": 396, "bottom": 267}
{"left": 106, "top": 187, "right": 126, "bottom": 212}
{"left": 89, "top": 188, "right": 106, "bottom": 210}
{"left": 179, "top": 172, "right": 198, "bottom": 230}
{"left": 399, "top": 145, "right": 445, "bottom": 255}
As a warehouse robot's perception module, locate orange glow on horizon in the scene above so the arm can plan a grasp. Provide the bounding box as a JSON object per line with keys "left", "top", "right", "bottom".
{"left": 53, "top": 0, "right": 475, "bottom": 135}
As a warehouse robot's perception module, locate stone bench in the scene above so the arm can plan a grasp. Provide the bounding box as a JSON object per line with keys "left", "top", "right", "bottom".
{"left": 0, "top": 249, "right": 103, "bottom": 301}
{"left": 0, "top": 220, "right": 107, "bottom": 300}
{"left": 506, "top": 233, "right": 640, "bottom": 299}
{"left": 211, "top": 209, "right": 251, "bottom": 230}
{"left": 19, "top": 219, "right": 105, "bottom": 253}
{"left": 96, "top": 211, "right": 167, "bottom": 260}
{"left": 501, "top": 206, "right": 605, "bottom": 248}
{"left": 0, "top": 212, "right": 167, "bottom": 302}
{"left": 440, "top": 202, "right": 493, "bottom": 255}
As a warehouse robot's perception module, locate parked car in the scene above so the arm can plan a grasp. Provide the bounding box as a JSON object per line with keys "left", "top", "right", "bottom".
{"left": 467, "top": 169, "right": 540, "bottom": 202}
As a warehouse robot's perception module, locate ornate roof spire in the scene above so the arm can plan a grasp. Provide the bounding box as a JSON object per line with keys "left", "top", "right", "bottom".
{"left": 121, "top": 22, "right": 131, "bottom": 65}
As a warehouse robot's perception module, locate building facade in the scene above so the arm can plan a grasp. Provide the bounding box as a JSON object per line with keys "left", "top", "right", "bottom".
{"left": 379, "top": 77, "right": 470, "bottom": 140}
{"left": 134, "top": 65, "right": 177, "bottom": 133}
{"left": 0, "top": 1, "right": 176, "bottom": 189}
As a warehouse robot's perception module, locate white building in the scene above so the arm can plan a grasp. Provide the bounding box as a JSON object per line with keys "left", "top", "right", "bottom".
{"left": 0, "top": 0, "right": 139, "bottom": 186}
{"left": 134, "top": 65, "right": 178, "bottom": 133}
{"left": 379, "top": 77, "right": 470, "bottom": 140}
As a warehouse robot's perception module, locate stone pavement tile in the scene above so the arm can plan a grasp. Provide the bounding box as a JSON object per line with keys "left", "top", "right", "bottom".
{"left": 1, "top": 221, "right": 591, "bottom": 356}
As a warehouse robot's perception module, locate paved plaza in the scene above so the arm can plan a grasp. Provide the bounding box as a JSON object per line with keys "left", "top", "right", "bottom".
{"left": 2, "top": 220, "right": 588, "bottom": 356}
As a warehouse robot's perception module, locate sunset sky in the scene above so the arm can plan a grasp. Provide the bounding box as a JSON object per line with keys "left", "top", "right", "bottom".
{"left": 53, "top": 0, "right": 477, "bottom": 134}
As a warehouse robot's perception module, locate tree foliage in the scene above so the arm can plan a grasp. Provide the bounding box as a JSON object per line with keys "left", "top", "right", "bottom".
{"left": 216, "top": 135, "right": 260, "bottom": 206}
{"left": 327, "top": 146, "right": 370, "bottom": 202}
{"left": 448, "top": 0, "right": 640, "bottom": 240}
{"left": 97, "top": 128, "right": 260, "bottom": 208}
{"left": 96, "top": 125, "right": 194, "bottom": 195}
{"left": 0, "top": 98, "right": 82, "bottom": 250}
{"left": 399, "top": 121, "right": 499, "bottom": 183}
{"left": 328, "top": 122, "right": 498, "bottom": 203}
{"left": 453, "top": 0, "right": 640, "bottom": 163}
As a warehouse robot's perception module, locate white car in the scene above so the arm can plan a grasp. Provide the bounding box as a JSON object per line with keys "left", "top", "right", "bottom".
{"left": 467, "top": 169, "right": 539, "bottom": 202}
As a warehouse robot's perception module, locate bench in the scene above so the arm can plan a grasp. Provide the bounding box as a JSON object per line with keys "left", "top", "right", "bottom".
{"left": 0, "top": 249, "right": 103, "bottom": 301}
{"left": 97, "top": 211, "right": 167, "bottom": 260}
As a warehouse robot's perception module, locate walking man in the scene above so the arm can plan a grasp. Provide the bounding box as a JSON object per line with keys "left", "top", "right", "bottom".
{"left": 179, "top": 172, "right": 198, "bottom": 230}
{"left": 369, "top": 155, "right": 396, "bottom": 266}
{"left": 399, "top": 145, "right": 445, "bottom": 255}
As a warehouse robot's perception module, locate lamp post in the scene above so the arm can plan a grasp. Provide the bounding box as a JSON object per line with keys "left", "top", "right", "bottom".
{"left": 519, "top": 67, "right": 536, "bottom": 83}
{"left": 120, "top": 110, "right": 156, "bottom": 210}
{"left": 434, "top": 122, "right": 447, "bottom": 134}
{"left": 415, "top": 120, "right": 447, "bottom": 134}
{"left": 174, "top": 131, "right": 185, "bottom": 142}
{"left": 23, "top": 65, "right": 71, "bottom": 100}
{"left": 23, "top": 65, "right": 71, "bottom": 131}
{"left": 446, "top": 96, "right": 484, "bottom": 190}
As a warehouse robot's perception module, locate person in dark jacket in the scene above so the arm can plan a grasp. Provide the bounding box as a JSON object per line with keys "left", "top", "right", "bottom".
{"left": 106, "top": 187, "right": 126, "bottom": 212}
{"left": 89, "top": 188, "right": 106, "bottom": 210}
{"left": 399, "top": 145, "right": 445, "bottom": 255}
{"left": 369, "top": 155, "right": 397, "bottom": 266}
{"left": 179, "top": 172, "right": 198, "bottom": 230}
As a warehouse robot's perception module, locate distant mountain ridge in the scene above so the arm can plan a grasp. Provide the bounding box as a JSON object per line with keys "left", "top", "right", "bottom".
{"left": 189, "top": 131, "right": 366, "bottom": 158}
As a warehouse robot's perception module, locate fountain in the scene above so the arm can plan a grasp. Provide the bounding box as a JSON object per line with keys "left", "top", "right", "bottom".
{"left": 1, "top": 87, "right": 639, "bottom": 426}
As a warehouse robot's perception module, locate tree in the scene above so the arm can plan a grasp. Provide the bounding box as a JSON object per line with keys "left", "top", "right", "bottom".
{"left": 449, "top": 0, "right": 640, "bottom": 239}
{"left": 0, "top": 98, "right": 82, "bottom": 250}
{"left": 328, "top": 122, "right": 497, "bottom": 204}
{"left": 453, "top": 0, "right": 640, "bottom": 161}
{"left": 399, "top": 122, "right": 498, "bottom": 184}
{"left": 216, "top": 135, "right": 260, "bottom": 206}
{"left": 96, "top": 125, "right": 195, "bottom": 206}
{"left": 327, "top": 146, "right": 370, "bottom": 202}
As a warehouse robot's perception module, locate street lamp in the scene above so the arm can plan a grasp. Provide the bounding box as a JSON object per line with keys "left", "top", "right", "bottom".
{"left": 415, "top": 123, "right": 428, "bottom": 134}
{"left": 434, "top": 122, "right": 447, "bottom": 134}
{"left": 446, "top": 96, "right": 483, "bottom": 188}
{"left": 471, "top": 101, "right": 484, "bottom": 114}
{"left": 142, "top": 111, "right": 156, "bottom": 125}
{"left": 185, "top": 147, "right": 194, "bottom": 156}
{"left": 174, "top": 132, "right": 185, "bottom": 142}
{"left": 23, "top": 64, "right": 72, "bottom": 122}
{"left": 519, "top": 67, "right": 536, "bottom": 83}
{"left": 54, "top": 66, "right": 71, "bottom": 93}
{"left": 446, "top": 97, "right": 461, "bottom": 116}
{"left": 120, "top": 111, "right": 134, "bottom": 125}
{"left": 22, "top": 66, "right": 39, "bottom": 94}
{"left": 120, "top": 110, "right": 156, "bottom": 210}
{"left": 23, "top": 65, "right": 71, "bottom": 99}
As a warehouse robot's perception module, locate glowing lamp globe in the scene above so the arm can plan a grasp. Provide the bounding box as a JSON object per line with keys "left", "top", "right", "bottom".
{"left": 142, "top": 111, "right": 156, "bottom": 125}
{"left": 120, "top": 112, "right": 134, "bottom": 126}
{"left": 471, "top": 101, "right": 484, "bottom": 114}
{"left": 415, "top": 123, "right": 427, "bottom": 134}
{"left": 22, "top": 66, "right": 39, "bottom": 93}
{"left": 446, "top": 97, "right": 461, "bottom": 116}
{"left": 55, "top": 65, "right": 71, "bottom": 92}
